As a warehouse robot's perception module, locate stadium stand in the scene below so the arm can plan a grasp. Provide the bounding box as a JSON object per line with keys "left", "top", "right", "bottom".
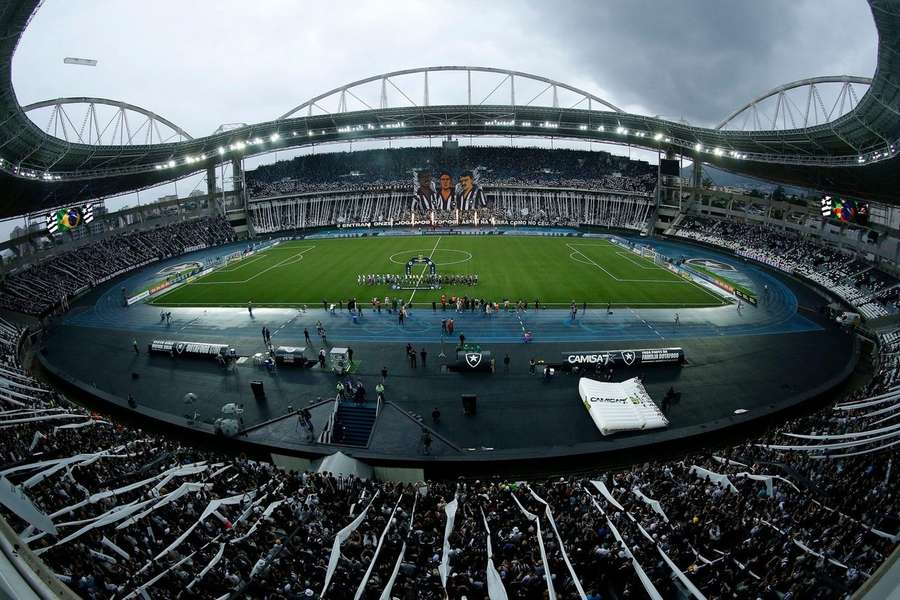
{"left": 0, "top": 310, "right": 896, "bottom": 598}
{"left": 245, "top": 147, "right": 657, "bottom": 200}
{"left": 0, "top": 217, "right": 234, "bottom": 317}
{"left": 673, "top": 217, "right": 899, "bottom": 319}
{"left": 248, "top": 186, "right": 653, "bottom": 232}
{"left": 244, "top": 147, "right": 657, "bottom": 234}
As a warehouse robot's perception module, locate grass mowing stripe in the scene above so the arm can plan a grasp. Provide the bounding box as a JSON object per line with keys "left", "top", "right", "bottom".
{"left": 150, "top": 236, "right": 724, "bottom": 308}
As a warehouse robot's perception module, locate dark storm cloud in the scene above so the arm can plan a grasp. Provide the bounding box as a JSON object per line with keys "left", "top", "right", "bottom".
{"left": 530, "top": 0, "right": 877, "bottom": 125}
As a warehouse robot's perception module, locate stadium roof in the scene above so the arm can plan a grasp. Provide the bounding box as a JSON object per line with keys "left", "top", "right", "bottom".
{"left": 0, "top": 0, "right": 898, "bottom": 219}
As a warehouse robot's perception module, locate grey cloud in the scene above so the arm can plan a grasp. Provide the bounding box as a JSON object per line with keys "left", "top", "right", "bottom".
{"left": 528, "top": 0, "right": 876, "bottom": 126}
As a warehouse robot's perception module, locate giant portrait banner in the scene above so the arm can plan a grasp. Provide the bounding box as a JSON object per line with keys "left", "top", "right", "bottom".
{"left": 412, "top": 168, "right": 488, "bottom": 214}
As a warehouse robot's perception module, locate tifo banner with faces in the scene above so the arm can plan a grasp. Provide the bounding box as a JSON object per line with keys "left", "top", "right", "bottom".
{"left": 412, "top": 168, "right": 488, "bottom": 213}
{"left": 579, "top": 377, "right": 669, "bottom": 436}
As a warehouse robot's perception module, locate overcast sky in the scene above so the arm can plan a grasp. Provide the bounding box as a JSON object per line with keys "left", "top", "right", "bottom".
{"left": 4, "top": 0, "right": 878, "bottom": 233}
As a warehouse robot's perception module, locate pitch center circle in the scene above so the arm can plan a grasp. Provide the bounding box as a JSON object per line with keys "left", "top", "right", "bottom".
{"left": 388, "top": 249, "right": 473, "bottom": 266}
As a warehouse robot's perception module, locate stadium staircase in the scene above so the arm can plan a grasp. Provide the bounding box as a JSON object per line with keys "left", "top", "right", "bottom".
{"left": 664, "top": 212, "right": 687, "bottom": 235}
{"left": 333, "top": 401, "right": 377, "bottom": 446}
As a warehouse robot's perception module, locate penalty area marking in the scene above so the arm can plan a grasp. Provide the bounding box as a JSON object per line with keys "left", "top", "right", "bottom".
{"left": 215, "top": 254, "right": 265, "bottom": 273}
{"left": 388, "top": 248, "right": 472, "bottom": 266}
{"left": 614, "top": 251, "right": 664, "bottom": 270}
{"left": 190, "top": 246, "right": 317, "bottom": 285}
{"left": 566, "top": 244, "right": 682, "bottom": 283}
{"left": 566, "top": 245, "right": 727, "bottom": 306}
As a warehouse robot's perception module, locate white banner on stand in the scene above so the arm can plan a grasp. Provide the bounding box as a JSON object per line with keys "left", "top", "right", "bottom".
{"left": 438, "top": 493, "right": 459, "bottom": 589}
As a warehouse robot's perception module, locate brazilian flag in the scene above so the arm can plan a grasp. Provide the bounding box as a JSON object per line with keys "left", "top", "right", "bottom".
{"left": 46, "top": 204, "right": 93, "bottom": 235}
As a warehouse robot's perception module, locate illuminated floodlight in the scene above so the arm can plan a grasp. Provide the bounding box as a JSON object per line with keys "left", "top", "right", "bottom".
{"left": 653, "top": 132, "right": 663, "bottom": 141}
{"left": 694, "top": 143, "right": 702, "bottom": 152}
{"left": 218, "top": 147, "right": 225, "bottom": 155}
{"left": 578, "top": 124, "right": 588, "bottom": 131}
{"left": 168, "top": 160, "right": 176, "bottom": 168}
{"left": 713, "top": 148, "right": 724, "bottom": 156}
{"left": 616, "top": 126, "right": 626, "bottom": 134}
{"left": 664, "top": 137, "right": 671, "bottom": 142}
{"left": 597, "top": 125, "right": 605, "bottom": 132}
{"left": 270, "top": 132, "right": 280, "bottom": 142}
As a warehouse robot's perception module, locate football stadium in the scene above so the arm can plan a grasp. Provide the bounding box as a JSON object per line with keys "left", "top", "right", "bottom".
{"left": 0, "top": 0, "right": 898, "bottom": 598}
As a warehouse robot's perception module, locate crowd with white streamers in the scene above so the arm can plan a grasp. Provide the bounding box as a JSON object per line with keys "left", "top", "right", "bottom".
{"left": 0, "top": 217, "right": 235, "bottom": 317}
{"left": 0, "top": 309, "right": 896, "bottom": 598}
{"left": 245, "top": 147, "right": 657, "bottom": 201}
{"left": 249, "top": 189, "right": 653, "bottom": 234}
{"left": 247, "top": 175, "right": 657, "bottom": 201}
{"left": 674, "top": 217, "right": 898, "bottom": 320}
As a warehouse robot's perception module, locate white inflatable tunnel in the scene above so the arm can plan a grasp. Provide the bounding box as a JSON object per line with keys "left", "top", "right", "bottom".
{"left": 579, "top": 377, "right": 669, "bottom": 436}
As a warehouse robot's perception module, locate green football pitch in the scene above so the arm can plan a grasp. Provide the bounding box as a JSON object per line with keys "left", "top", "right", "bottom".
{"left": 150, "top": 236, "right": 727, "bottom": 308}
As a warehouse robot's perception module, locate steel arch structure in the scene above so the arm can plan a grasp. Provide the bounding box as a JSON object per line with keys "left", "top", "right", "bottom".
{"left": 0, "top": 0, "right": 896, "bottom": 217}
{"left": 716, "top": 76, "right": 874, "bottom": 131}
{"left": 22, "top": 97, "right": 193, "bottom": 145}
{"left": 277, "top": 66, "right": 625, "bottom": 119}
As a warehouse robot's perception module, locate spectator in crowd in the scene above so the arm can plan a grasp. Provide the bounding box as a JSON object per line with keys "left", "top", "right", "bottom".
{"left": 0, "top": 315, "right": 894, "bottom": 599}
{"left": 0, "top": 217, "right": 235, "bottom": 317}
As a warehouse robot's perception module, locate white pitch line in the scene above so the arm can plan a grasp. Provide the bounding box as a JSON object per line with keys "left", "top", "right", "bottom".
{"left": 614, "top": 251, "right": 663, "bottom": 270}
{"left": 216, "top": 255, "right": 265, "bottom": 273}
{"left": 192, "top": 246, "right": 316, "bottom": 285}
{"left": 408, "top": 236, "right": 442, "bottom": 305}
{"left": 566, "top": 243, "right": 620, "bottom": 280}
{"left": 151, "top": 300, "right": 726, "bottom": 307}
{"left": 567, "top": 243, "right": 678, "bottom": 283}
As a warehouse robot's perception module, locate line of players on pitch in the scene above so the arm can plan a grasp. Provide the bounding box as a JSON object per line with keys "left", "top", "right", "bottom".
{"left": 357, "top": 273, "right": 479, "bottom": 287}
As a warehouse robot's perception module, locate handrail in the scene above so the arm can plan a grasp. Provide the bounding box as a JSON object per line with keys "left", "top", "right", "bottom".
{"left": 0, "top": 513, "right": 80, "bottom": 599}
{"left": 318, "top": 394, "right": 341, "bottom": 444}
